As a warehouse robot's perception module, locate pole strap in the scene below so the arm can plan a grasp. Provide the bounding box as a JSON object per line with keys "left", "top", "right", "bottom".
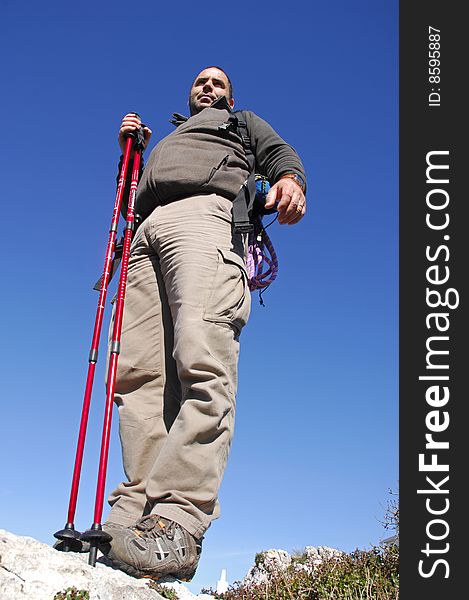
{"left": 93, "top": 237, "right": 123, "bottom": 291}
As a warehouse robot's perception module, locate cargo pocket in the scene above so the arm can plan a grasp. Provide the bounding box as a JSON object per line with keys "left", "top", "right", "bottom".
{"left": 203, "top": 248, "right": 251, "bottom": 334}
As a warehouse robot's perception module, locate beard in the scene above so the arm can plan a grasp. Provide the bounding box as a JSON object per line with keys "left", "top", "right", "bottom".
{"left": 188, "top": 94, "right": 204, "bottom": 116}
{"left": 188, "top": 93, "right": 233, "bottom": 116}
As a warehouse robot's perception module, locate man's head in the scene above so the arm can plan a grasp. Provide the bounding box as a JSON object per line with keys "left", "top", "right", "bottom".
{"left": 188, "top": 66, "right": 234, "bottom": 115}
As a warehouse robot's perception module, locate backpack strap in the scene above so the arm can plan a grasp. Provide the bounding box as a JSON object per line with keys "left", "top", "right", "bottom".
{"left": 227, "top": 111, "right": 256, "bottom": 233}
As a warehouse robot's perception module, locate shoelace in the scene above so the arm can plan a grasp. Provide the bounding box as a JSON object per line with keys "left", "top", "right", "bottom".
{"left": 135, "top": 515, "right": 176, "bottom": 541}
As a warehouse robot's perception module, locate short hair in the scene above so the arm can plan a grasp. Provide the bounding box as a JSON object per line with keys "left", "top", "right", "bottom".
{"left": 193, "top": 66, "right": 233, "bottom": 99}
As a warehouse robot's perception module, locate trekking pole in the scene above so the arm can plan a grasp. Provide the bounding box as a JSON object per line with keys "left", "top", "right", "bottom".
{"left": 80, "top": 134, "right": 144, "bottom": 567}
{"left": 54, "top": 118, "right": 141, "bottom": 553}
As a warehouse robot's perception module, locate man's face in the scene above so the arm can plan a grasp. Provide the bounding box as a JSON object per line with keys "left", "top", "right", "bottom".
{"left": 188, "top": 67, "right": 234, "bottom": 115}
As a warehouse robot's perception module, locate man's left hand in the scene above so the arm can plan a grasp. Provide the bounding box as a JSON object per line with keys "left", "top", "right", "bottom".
{"left": 264, "top": 178, "right": 306, "bottom": 225}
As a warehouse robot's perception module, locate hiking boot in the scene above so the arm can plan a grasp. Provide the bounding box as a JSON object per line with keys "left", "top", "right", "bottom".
{"left": 102, "top": 514, "right": 203, "bottom": 581}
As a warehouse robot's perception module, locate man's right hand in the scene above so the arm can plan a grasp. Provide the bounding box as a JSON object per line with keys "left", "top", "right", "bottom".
{"left": 118, "top": 113, "right": 152, "bottom": 155}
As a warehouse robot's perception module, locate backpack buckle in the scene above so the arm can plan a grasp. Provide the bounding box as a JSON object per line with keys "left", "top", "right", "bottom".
{"left": 234, "top": 221, "right": 254, "bottom": 234}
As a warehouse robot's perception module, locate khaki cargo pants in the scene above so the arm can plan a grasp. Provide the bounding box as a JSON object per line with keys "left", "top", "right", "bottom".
{"left": 106, "top": 194, "right": 251, "bottom": 539}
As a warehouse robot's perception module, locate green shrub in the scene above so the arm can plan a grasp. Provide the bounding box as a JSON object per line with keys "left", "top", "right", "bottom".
{"left": 254, "top": 552, "right": 266, "bottom": 567}
{"left": 53, "top": 587, "right": 90, "bottom": 600}
{"left": 146, "top": 580, "right": 179, "bottom": 599}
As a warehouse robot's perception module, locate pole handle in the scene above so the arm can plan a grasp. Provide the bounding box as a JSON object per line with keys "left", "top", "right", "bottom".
{"left": 125, "top": 112, "right": 147, "bottom": 150}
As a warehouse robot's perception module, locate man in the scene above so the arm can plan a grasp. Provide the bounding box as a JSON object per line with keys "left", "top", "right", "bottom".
{"left": 102, "top": 66, "right": 307, "bottom": 581}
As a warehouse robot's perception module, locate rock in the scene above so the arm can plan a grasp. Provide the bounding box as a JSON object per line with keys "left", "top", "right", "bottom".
{"left": 303, "top": 545, "right": 343, "bottom": 565}
{"left": 241, "top": 546, "right": 344, "bottom": 586}
{"left": 158, "top": 580, "right": 214, "bottom": 599}
{"left": 242, "top": 549, "right": 292, "bottom": 586}
{"left": 0, "top": 529, "right": 166, "bottom": 599}
{"left": 292, "top": 546, "right": 344, "bottom": 575}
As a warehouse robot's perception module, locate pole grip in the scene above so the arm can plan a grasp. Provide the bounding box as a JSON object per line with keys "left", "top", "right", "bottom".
{"left": 124, "top": 112, "right": 146, "bottom": 150}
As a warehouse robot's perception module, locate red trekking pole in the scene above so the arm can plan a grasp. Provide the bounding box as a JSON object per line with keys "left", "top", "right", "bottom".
{"left": 79, "top": 135, "right": 143, "bottom": 567}
{"left": 54, "top": 119, "right": 144, "bottom": 555}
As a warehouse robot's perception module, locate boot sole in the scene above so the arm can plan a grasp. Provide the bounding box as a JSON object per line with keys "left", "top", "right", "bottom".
{"left": 102, "top": 553, "right": 197, "bottom": 582}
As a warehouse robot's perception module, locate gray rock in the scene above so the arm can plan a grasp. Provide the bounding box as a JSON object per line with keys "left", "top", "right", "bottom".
{"left": 242, "top": 549, "right": 292, "bottom": 586}
{"left": 241, "top": 545, "right": 344, "bottom": 586}
{"left": 303, "top": 545, "right": 343, "bottom": 565}
{"left": 0, "top": 529, "right": 166, "bottom": 599}
{"left": 291, "top": 545, "right": 344, "bottom": 575}
{"left": 158, "top": 580, "right": 214, "bottom": 599}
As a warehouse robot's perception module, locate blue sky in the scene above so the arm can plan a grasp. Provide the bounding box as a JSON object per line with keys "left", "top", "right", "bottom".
{"left": 0, "top": 0, "right": 398, "bottom": 593}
